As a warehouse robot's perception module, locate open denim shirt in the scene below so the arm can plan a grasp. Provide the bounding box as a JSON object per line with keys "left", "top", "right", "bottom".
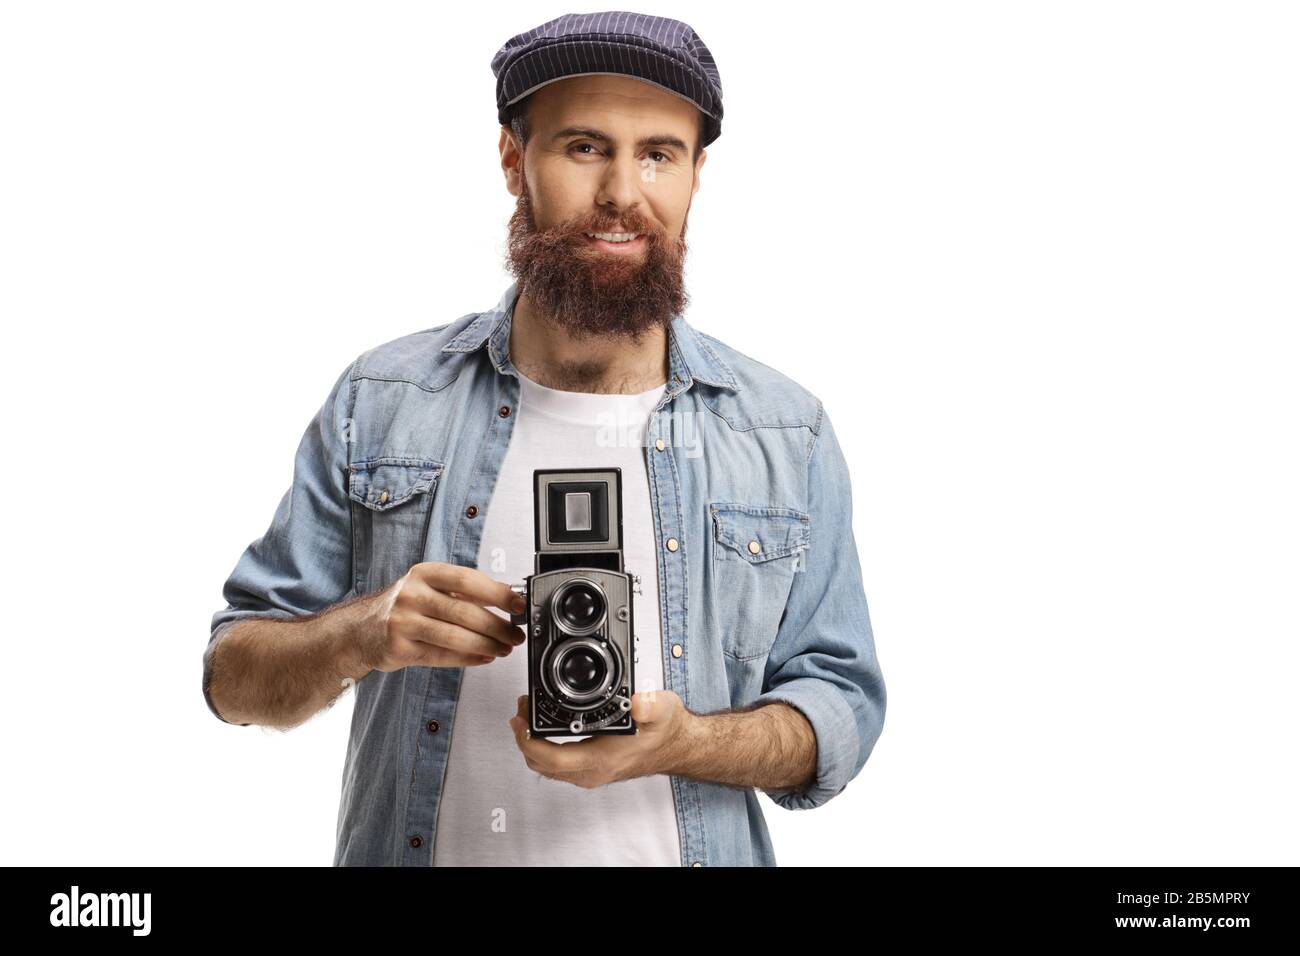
{"left": 206, "top": 281, "right": 886, "bottom": 866}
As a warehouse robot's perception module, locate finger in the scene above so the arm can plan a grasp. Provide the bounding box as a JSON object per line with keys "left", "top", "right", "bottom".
{"left": 409, "top": 582, "right": 525, "bottom": 649}
{"left": 506, "top": 696, "right": 603, "bottom": 775}
{"left": 404, "top": 613, "right": 517, "bottom": 660}
{"left": 630, "top": 690, "right": 657, "bottom": 722}
{"left": 415, "top": 563, "right": 526, "bottom": 614}
{"left": 510, "top": 727, "right": 595, "bottom": 774}
{"left": 509, "top": 714, "right": 560, "bottom": 766}
{"left": 419, "top": 646, "right": 497, "bottom": 668}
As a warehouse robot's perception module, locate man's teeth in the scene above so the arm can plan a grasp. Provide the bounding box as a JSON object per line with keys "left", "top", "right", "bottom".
{"left": 586, "top": 232, "right": 641, "bottom": 243}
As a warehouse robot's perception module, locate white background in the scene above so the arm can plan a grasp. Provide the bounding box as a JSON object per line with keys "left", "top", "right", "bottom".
{"left": 1, "top": 1, "right": 1296, "bottom": 866}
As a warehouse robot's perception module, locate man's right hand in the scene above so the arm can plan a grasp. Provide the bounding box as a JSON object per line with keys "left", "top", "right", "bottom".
{"left": 355, "top": 562, "right": 527, "bottom": 673}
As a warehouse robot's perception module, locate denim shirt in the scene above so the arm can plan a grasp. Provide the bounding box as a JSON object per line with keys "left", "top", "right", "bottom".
{"left": 206, "top": 280, "right": 886, "bottom": 866}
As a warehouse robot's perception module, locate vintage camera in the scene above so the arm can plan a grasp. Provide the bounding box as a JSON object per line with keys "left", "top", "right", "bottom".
{"left": 509, "top": 468, "right": 636, "bottom": 737}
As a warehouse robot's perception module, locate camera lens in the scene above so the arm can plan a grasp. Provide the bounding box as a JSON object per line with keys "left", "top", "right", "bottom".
{"left": 548, "top": 637, "right": 619, "bottom": 706}
{"left": 551, "top": 579, "right": 606, "bottom": 635}
{"left": 559, "top": 646, "right": 607, "bottom": 695}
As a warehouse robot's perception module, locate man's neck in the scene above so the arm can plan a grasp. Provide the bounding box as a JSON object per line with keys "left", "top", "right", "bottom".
{"left": 508, "top": 291, "right": 670, "bottom": 394}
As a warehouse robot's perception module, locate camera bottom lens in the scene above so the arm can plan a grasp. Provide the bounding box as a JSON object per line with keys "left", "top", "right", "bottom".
{"left": 548, "top": 638, "right": 620, "bottom": 707}
{"left": 560, "top": 646, "right": 606, "bottom": 694}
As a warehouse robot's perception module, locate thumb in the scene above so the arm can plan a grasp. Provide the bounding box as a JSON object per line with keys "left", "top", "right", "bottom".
{"left": 630, "top": 689, "right": 665, "bottom": 723}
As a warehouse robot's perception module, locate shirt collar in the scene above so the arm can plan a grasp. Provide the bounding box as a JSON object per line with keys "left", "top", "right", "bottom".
{"left": 441, "top": 280, "right": 740, "bottom": 395}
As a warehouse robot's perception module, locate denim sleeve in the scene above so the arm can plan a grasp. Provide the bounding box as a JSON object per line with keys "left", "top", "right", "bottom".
{"left": 203, "top": 358, "right": 358, "bottom": 725}
{"left": 750, "top": 404, "right": 887, "bottom": 809}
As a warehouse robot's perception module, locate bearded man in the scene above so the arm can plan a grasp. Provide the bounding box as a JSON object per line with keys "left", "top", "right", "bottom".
{"left": 205, "top": 11, "right": 886, "bottom": 868}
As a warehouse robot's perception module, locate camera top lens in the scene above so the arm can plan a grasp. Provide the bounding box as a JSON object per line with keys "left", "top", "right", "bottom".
{"left": 551, "top": 579, "right": 606, "bottom": 635}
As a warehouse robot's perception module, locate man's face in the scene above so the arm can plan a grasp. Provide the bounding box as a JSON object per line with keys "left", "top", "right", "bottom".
{"left": 500, "top": 74, "right": 707, "bottom": 342}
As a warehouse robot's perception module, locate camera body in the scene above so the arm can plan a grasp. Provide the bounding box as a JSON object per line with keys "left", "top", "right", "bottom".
{"left": 509, "top": 468, "right": 637, "bottom": 737}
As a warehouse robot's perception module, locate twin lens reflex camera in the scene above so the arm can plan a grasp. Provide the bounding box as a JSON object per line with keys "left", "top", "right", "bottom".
{"left": 509, "top": 468, "right": 637, "bottom": 738}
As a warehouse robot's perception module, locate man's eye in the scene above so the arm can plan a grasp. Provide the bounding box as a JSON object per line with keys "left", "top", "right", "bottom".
{"left": 571, "top": 143, "right": 600, "bottom": 156}
{"left": 647, "top": 151, "right": 670, "bottom": 164}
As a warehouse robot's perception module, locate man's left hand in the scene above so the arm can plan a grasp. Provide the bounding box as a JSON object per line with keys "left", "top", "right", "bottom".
{"left": 507, "top": 690, "right": 690, "bottom": 788}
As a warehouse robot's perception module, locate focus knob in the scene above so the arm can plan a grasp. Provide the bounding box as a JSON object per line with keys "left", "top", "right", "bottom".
{"left": 509, "top": 583, "right": 528, "bottom": 627}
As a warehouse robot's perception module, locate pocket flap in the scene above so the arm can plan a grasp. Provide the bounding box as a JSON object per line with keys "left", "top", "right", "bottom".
{"left": 348, "top": 457, "right": 444, "bottom": 511}
{"left": 710, "top": 503, "right": 810, "bottom": 562}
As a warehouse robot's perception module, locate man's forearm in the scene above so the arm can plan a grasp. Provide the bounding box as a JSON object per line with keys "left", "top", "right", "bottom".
{"left": 207, "top": 595, "right": 374, "bottom": 730}
{"left": 661, "top": 701, "right": 817, "bottom": 795}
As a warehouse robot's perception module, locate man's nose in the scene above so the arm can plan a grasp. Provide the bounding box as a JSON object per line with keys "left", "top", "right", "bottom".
{"left": 594, "top": 155, "right": 646, "bottom": 216}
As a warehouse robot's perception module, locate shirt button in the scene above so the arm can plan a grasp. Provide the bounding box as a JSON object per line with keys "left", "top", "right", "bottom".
{"left": 378, "top": 490, "right": 390, "bottom": 505}
{"left": 466, "top": 505, "right": 478, "bottom": 518}
{"left": 409, "top": 835, "right": 424, "bottom": 849}
{"left": 691, "top": 861, "right": 703, "bottom": 867}
{"left": 671, "top": 643, "right": 683, "bottom": 658}
{"left": 748, "top": 540, "right": 761, "bottom": 554}
{"left": 665, "top": 537, "right": 678, "bottom": 552}
{"left": 427, "top": 719, "right": 440, "bottom": 733}
{"left": 654, "top": 438, "right": 665, "bottom": 451}
{"left": 498, "top": 404, "right": 511, "bottom": 418}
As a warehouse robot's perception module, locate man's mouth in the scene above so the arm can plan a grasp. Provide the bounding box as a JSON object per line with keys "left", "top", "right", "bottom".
{"left": 583, "top": 231, "right": 646, "bottom": 253}
{"left": 585, "top": 231, "right": 641, "bottom": 242}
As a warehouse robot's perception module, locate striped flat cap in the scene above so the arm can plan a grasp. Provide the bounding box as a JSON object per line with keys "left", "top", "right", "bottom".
{"left": 491, "top": 11, "right": 724, "bottom": 147}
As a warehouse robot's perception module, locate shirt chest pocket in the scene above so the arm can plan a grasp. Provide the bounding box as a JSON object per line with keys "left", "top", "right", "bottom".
{"left": 348, "top": 457, "right": 445, "bottom": 595}
{"left": 709, "top": 502, "right": 811, "bottom": 661}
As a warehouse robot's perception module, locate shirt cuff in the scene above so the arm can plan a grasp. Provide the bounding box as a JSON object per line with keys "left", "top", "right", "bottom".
{"left": 751, "top": 676, "right": 858, "bottom": 810}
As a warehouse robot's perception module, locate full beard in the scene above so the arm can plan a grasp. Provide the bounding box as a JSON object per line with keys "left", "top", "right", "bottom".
{"left": 504, "top": 178, "right": 689, "bottom": 343}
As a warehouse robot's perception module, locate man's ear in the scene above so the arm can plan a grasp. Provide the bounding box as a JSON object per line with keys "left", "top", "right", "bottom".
{"left": 501, "top": 126, "right": 524, "bottom": 198}
{"left": 692, "top": 149, "right": 707, "bottom": 196}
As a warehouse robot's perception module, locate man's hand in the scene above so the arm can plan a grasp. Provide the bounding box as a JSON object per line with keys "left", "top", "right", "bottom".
{"left": 354, "top": 562, "right": 526, "bottom": 674}
{"left": 507, "top": 690, "right": 692, "bottom": 788}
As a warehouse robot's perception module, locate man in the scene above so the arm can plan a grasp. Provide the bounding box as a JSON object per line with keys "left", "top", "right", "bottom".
{"left": 205, "top": 11, "right": 886, "bottom": 867}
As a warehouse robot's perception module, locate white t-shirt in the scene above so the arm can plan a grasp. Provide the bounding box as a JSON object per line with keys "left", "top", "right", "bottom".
{"left": 431, "top": 366, "right": 682, "bottom": 866}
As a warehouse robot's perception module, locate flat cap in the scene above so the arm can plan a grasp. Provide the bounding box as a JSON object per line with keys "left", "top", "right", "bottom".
{"left": 491, "top": 11, "right": 724, "bottom": 147}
